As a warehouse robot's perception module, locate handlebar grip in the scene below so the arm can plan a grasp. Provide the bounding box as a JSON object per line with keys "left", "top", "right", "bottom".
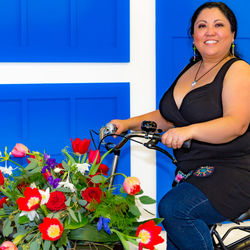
{"left": 152, "top": 134, "right": 191, "bottom": 149}
{"left": 183, "top": 140, "right": 191, "bottom": 149}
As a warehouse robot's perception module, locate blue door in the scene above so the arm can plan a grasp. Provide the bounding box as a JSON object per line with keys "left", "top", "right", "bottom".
{"left": 156, "top": 0, "right": 250, "bottom": 201}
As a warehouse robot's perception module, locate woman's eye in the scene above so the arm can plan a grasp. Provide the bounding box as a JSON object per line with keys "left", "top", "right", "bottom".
{"left": 215, "top": 23, "right": 224, "bottom": 27}
{"left": 198, "top": 24, "right": 206, "bottom": 28}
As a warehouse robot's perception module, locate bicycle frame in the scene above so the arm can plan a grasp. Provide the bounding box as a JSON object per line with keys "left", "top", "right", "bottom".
{"left": 99, "top": 123, "right": 250, "bottom": 250}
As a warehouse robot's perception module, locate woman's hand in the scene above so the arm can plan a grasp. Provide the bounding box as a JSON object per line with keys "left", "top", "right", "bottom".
{"left": 109, "top": 119, "right": 130, "bottom": 136}
{"left": 161, "top": 126, "right": 193, "bottom": 149}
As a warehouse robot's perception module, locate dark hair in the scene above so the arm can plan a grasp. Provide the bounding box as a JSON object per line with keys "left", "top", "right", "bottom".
{"left": 190, "top": 2, "right": 238, "bottom": 60}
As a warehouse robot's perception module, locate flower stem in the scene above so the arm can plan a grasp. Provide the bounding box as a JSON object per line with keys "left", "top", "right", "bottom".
{"left": 8, "top": 159, "right": 24, "bottom": 169}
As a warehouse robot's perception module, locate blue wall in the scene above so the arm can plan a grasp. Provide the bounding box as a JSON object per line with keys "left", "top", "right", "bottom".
{"left": 0, "top": 0, "right": 129, "bottom": 62}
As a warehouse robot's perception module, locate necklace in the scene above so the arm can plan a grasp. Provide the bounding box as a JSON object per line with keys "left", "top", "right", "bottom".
{"left": 191, "top": 56, "right": 228, "bottom": 87}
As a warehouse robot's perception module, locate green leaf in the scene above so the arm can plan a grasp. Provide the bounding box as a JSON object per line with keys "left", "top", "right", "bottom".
{"left": 129, "top": 204, "right": 141, "bottom": 217}
{"left": 51, "top": 244, "right": 57, "bottom": 250}
{"left": 18, "top": 215, "right": 30, "bottom": 224}
{"left": 65, "top": 197, "right": 71, "bottom": 206}
{"left": 64, "top": 215, "right": 88, "bottom": 230}
{"left": 13, "top": 234, "right": 25, "bottom": 245}
{"left": 139, "top": 195, "right": 156, "bottom": 204}
{"left": 3, "top": 218, "right": 13, "bottom": 237}
{"left": 78, "top": 199, "right": 87, "bottom": 206}
{"left": 91, "top": 175, "right": 106, "bottom": 184}
{"left": 68, "top": 207, "right": 78, "bottom": 222}
{"left": 43, "top": 240, "right": 51, "bottom": 250}
{"left": 62, "top": 160, "right": 70, "bottom": 171}
{"left": 62, "top": 150, "right": 76, "bottom": 165}
{"left": 25, "top": 160, "right": 38, "bottom": 171}
{"left": 126, "top": 194, "right": 135, "bottom": 205}
{"left": 30, "top": 240, "right": 41, "bottom": 250}
{"left": 111, "top": 229, "right": 130, "bottom": 250}
{"left": 69, "top": 224, "right": 119, "bottom": 243}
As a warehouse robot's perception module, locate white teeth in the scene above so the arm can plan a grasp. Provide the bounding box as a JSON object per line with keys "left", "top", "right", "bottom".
{"left": 205, "top": 40, "right": 217, "bottom": 44}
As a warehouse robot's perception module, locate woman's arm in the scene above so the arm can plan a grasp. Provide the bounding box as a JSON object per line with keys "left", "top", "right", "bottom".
{"left": 110, "top": 110, "right": 173, "bottom": 135}
{"left": 161, "top": 60, "right": 250, "bottom": 148}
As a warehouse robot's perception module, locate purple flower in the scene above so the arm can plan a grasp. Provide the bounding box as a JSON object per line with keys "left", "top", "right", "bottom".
{"left": 97, "top": 216, "right": 111, "bottom": 235}
{"left": 47, "top": 176, "right": 61, "bottom": 189}
{"left": 41, "top": 165, "right": 51, "bottom": 174}
{"left": 44, "top": 153, "right": 50, "bottom": 161}
{"left": 52, "top": 178, "right": 61, "bottom": 188}
{"left": 46, "top": 158, "right": 56, "bottom": 169}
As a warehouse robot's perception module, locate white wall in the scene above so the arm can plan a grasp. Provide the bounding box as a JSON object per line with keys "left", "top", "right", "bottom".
{"left": 0, "top": 0, "right": 157, "bottom": 213}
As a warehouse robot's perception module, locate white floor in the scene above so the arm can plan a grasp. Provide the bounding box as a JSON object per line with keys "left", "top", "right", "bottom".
{"left": 129, "top": 221, "right": 250, "bottom": 249}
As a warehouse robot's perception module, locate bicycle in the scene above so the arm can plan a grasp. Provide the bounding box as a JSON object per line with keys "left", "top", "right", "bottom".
{"left": 96, "top": 120, "right": 250, "bottom": 250}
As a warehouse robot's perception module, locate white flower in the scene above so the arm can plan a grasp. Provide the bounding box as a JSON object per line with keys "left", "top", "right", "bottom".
{"left": 54, "top": 167, "right": 63, "bottom": 173}
{"left": 0, "top": 166, "right": 14, "bottom": 176}
{"left": 58, "top": 178, "right": 76, "bottom": 193}
{"left": 30, "top": 183, "right": 37, "bottom": 189}
{"left": 39, "top": 187, "right": 50, "bottom": 205}
{"left": 20, "top": 210, "right": 39, "bottom": 221}
{"left": 0, "top": 160, "right": 18, "bottom": 176}
{"left": 74, "top": 163, "right": 90, "bottom": 175}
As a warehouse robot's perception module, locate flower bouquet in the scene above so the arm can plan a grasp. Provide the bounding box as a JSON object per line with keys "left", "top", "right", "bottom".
{"left": 0, "top": 139, "right": 164, "bottom": 250}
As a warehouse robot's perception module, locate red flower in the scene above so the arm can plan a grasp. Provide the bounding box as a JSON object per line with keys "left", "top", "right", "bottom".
{"left": 88, "top": 149, "right": 101, "bottom": 164}
{"left": 0, "top": 171, "right": 4, "bottom": 186}
{"left": 123, "top": 177, "right": 141, "bottom": 195}
{"left": 11, "top": 143, "right": 29, "bottom": 157}
{"left": 0, "top": 197, "right": 7, "bottom": 208}
{"left": 27, "top": 154, "right": 35, "bottom": 164}
{"left": 42, "top": 170, "right": 52, "bottom": 181}
{"left": 136, "top": 220, "right": 164, "bottom": 250}
{"left": 46, "top": 191, "right": 66, "bottom": 211}
{"left": 81, "top": 187, "right": 104, "bottom": 204}
{"left": 71, "top": 138, "right": 91, "bottom": 155}
{"left": 39, "top": 217, "right": 63, "bottom": 241}
{"left": 17, "top": 187, "right": 42, "bottom": 211}
{"left": 96, "top": 163, "right": 109, "bottom": 176}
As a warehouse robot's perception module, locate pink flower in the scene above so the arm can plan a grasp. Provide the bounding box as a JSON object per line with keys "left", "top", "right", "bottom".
{"left": 123, "top": 177, "right": 141, "bottom": 195}
{"left": 88, "top": 149, "right": 101, "bottom": 164}
{"left": 0, "top": 241, "right": 18, "bottom": 250}
{"left": 11, "top": 143, "right": 29, "bottom": 157}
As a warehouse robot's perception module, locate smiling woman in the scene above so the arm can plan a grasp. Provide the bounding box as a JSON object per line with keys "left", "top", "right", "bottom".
{"left": 108, "top": 1, "right": 250, "bottom": 249}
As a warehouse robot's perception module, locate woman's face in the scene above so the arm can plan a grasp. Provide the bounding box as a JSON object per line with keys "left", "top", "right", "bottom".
{"left": 193, "top": 7, "right": 235, "bottom": 60}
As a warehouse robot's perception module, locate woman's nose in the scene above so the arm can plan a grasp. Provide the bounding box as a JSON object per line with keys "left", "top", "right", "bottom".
{"left": 206, "top": 25, "right": 216, "bottom": 35}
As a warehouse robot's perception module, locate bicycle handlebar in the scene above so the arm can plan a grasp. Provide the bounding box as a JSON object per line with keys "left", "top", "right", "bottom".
{"left": 99, "top": 121, "right": 191, "bottom": 165}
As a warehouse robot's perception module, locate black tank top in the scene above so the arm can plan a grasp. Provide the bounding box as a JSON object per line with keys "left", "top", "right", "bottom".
{"left": 159, "top": 58, "right": 250, "bottom": 169}
{"left": 159, "top": 58, "right": 250, "bottom": 219}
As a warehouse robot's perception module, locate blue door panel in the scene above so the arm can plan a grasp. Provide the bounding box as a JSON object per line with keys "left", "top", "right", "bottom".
{"left": 0, "top": 83, "right": 130, "bottom": 184}
{"left": 0, "top": 0, "right": 129, "bottom": 62}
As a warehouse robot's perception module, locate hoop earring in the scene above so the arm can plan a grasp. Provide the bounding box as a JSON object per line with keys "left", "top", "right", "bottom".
{"left": 231, "top": 42, "right": 235, "bottom": 56}
{"left": 193, "top": 44, "right": 197, "bottom": 61}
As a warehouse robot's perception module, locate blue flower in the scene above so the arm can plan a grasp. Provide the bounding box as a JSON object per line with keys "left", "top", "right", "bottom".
{"left": 97, "top": 216, "right": 111, "bottom": 235}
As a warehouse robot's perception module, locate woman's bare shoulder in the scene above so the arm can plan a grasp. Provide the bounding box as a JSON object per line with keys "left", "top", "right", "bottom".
{"left": 225, "top": 59, "right": 250, "bottom": 84}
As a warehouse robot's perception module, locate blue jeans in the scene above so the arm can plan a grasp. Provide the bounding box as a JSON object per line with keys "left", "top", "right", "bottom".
{"left": 158, "top": 182, "right": 226, "bottom": 250}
